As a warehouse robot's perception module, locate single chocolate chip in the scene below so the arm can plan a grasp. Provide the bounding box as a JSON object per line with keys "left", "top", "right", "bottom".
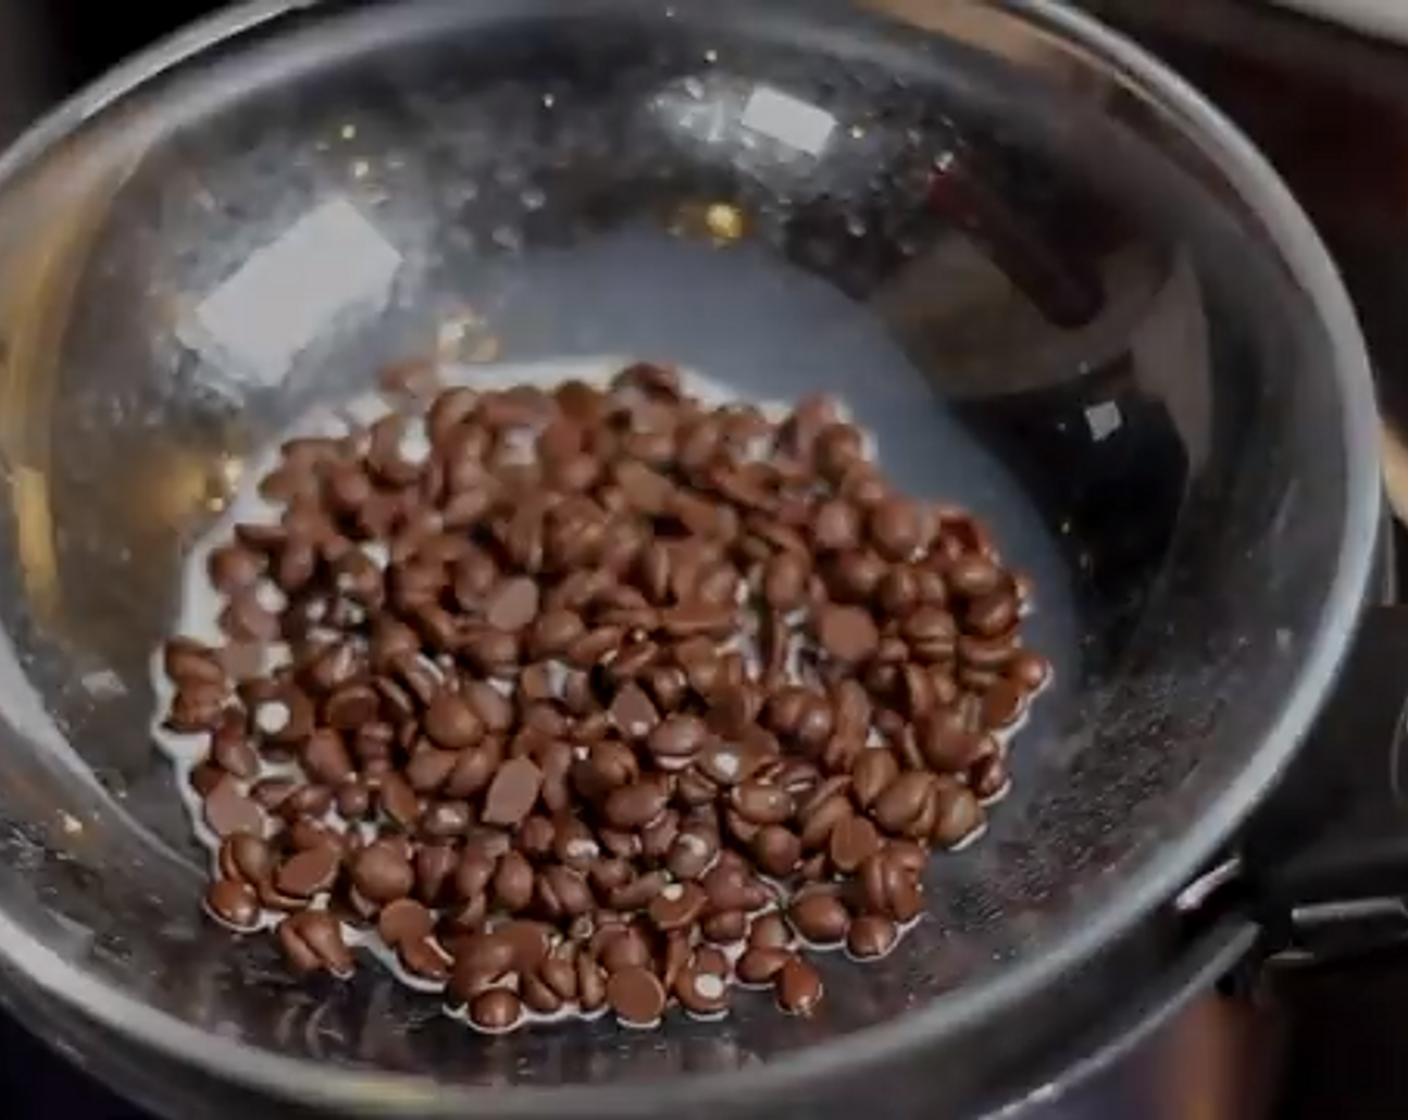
{"left": 815, "top": 604, "right": 880, "bottom": 664}
{"left": 166, "top": 684, "right": 228, "bottom": 734}
{"left": 869, "top": 498, "right": 928, "bottom": 561}
{"left": 378, "top": 773, "right": 422, "bottom": 829}
{"left": 577, "top": 956, "right": 608, "bottom": 1012}
{"left": 398, "top": 936, "right": 452, "bottom": 983}
{"left": 204, "top": 879, "right": 262, "bottom": 931}
{"left": 967, "top": 590, "right": 1019, "bottom": 638}
{"left": 946, "top": 555, "right": 1003, "bottom": 598}
{"left": 493, "top": 850, "right": 536, "bottom": 912}
{"left": 701, "top": 909, "right": 749, "bottom": 944}
{"left": 736, "top": 946, "right": 791, "bottom": 986}
{"left": 901, "top": 606, "right": 958, "bottom": 661}
{"left": 872, "top": 772, "right": 937, "bottom": 836}
{"left": 540, "top": 955, "right": 579, "bottom": 1002}
{"left": 846, "top": 913, "right": 898, "bottom": 959}
{"left": 276, "top": 845, "right": 341, "bottom": 898}
{"left": 797, "top": 780, "right": 854, "bottom": 850}
{"left": 970, "top": 752, "right": 1010, "bottom": 804}
{"left": 775, "top": 955, "right": 824, "bottom": 1015}
{"left": 219, "top": 834, "right": 274, "bottom": 884}
{"left": 876, "top": 566, "right": 920, "bottom": 615}
{"left": 748, "top": 911, "right": 793, "bottom": 950}
{"left": 603, "top": 778, "right": 670, "bottom": 830}
{"left": 751, "top": 825, "right": 803, "bottom": 878}
{"left": 829, "top": 815, "right": 881, "bottom": 873}
{"left": 469, "top": 989, "right": 523, "bottom": 1032}
{"left": 351, "top": 842, "right": 415, "bottom": 905}
{"left": 762, "top": 552, "right": 810, "bottom": 611}
{"left": 607, "top": 965, "right": 667, "bottom": 1027}
{"left": 647, "top": 881, "right": 708, "bottom": 931}
{"left": 378, "top": 898, "right": 435, "bottom": 947}
{"left": 424, "top": 693, "right": 485, "bottom": 750}
{"left": 1009, "top": 650, "right": 1051, "bottom": 691}
{"left": 210, "top": 719, "right": 260, "bottom": 779}
{"left": 610, "top": 682, "right": 660, "bottom": 740}
{"left": 932, "top": 779, "right": 986, "bottom": 848}
{"left": 277, "top": 911, "right": 354, "bottom": 978}
{"left": 788, "top": 888, "right": 850, "bottom": 945}
{"left": 203, "top": 778, "right": 266, "bottom": 839}
{"left": 825, "top": 551, "right": 888, "bottom": 604}
{"left": 917, "top": 710, "right": 988, "bottom": 774}
{"left": 324, "top": 684, "right": 380, "bottom": 731}
{"left": 729, "top": 781, "right": 793, "bottom": 826}
{"left": 675, "top": 965, "right": 730, "bottom": 1017}
{"left": 482, "top": 758, "right": 544, "bottom": 826}
{"left": 485, "top": 577, "right": 542, "bottom": 632}
{"left": 981, "top": 680, "right": 1027, "bottom": 729}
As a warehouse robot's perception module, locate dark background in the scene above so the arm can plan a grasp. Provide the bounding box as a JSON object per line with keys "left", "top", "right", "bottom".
{"left": 5, "top": 0, "right": 1408, "bottom": 1117}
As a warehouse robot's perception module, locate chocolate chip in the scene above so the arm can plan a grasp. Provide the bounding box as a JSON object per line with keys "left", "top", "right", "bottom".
{"left": 775, "top": 955, "right": 824, "bottom": 1015}
{"left": 946, "top": 554, "right": 1003, "bottom": 598}
{"left": 829, "top": 815, "right": 880, "bottom": 873}
{"left": 647, "top": 881, "right": 708, "bottom": 931}
{"left": 424, "top": 693, "right": 485, "bottom": 750}
{"left": 675, "top": 965, "right": 731, "bottom": 1017}
{"left": 493, "top": 850, "right": 536, "bottom": 912}
{"left": 788, "top": 887, "right": 849, "bottom": 945}
{"left": 204, "top": 878, "right": 262, "bottom": 931}
{"left": 981, "top": 680, "right": 1026, "bottom": 729}
{"left": 762, "top": 552, "right": 810, "bottom": 612}
{"left": 815, "top": 604, "right": 880, "bottom": 664}
{"left": 932, "top": 778, "right": 986, "bottom": 848}
{"left": 729, "top": 781, "right": 793, "bottom": 826}
{"left": 351, "top": 842, "right": 415, "bottom": 905}
{"left": 210, "top": 718, "right": 259, "bottom": 779}
{"left": 869, "top": 498, "right": 928, "bottom": 561}
{"left": 917, "top": 709, "right": 988, "bottom": 774}
{"left": 607, "top": 965, "right": 667, "bottom": 1027}
{"left": 469, "top": 989, "right": 523, "bottom": 1032}
{"left": 163, "top": 638, "right": 228, "bottom": 689}
{"left": 482, "top": 758, "right": 543, "bottom": 827}
{"left": 610, "top": 682, "right": 660, "bottom": 740}
{"left": 277, "top": 911, "right": 354, "bottom": 978}
{"left": 748, "top": 911, "right": 793, "bottom": 950}
{"left": 701, "top": 909, "right": 748, "bottom": 944}
{"left": 323, "top": 683, "right": 379, "bottom": 731}
{"left": 1009, "top": 650, "right": 1051, "bottom": 691}
{"left": 736, "top": 946, "right": 791, "bottom": 986}
{"left": 485, "top": 576, "right": 541, "bottom": 631}
{"left": 603, "top": 779, "right": 670, "bottom": 831}
{"left": 378, "top": 898, "right": 435, "bottom": 947}
{"left": 378, "top": 773, "right": 421, "bottom": 829}
{"left": 203, "top": 778, "right": 266, "bottom": 839}
{"left": 276, "top": 844, "right": 341, "bottom": 898}
{"left": 219, "top": 834, "right": 274, "bottom": 885}
{"left": 846, "top": 913, "right": 898, "bottom": 959}
{"left": 577, "top": 955, "right": 608, "bottom": 1012}
{"left": 872, "top": 771, "right": 936, "bottom": 836}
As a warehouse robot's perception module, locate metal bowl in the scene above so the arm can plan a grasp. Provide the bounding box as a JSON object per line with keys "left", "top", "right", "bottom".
{"left": 0, "top": 1, "right": 1377, "bottom": 1117}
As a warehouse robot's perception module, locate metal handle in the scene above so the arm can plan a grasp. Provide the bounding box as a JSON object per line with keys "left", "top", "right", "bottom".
{"left": 1239, "top": 602, "right": 1408, "bottom": 963}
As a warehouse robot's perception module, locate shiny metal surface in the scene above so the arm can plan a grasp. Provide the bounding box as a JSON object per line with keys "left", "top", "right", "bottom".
{"left": 0, "top": 0, "right": 1378, "bottom": 1117}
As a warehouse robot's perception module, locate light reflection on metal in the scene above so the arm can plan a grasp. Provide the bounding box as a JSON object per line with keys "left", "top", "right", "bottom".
{"left": 0, "top": 152, "right": 122, "bottom": 629}
{"left": 704, "top": 202, "right": 746, "bottom": 244}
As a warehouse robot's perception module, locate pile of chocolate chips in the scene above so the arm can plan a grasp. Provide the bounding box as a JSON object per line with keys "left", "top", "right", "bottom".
{"left": 161, "top": 361, "right": 1050, "bottom": 1033}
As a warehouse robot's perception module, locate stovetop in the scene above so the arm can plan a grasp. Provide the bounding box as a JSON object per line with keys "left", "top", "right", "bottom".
{"left": 4, "top": 1, "right": 1408, "bottom": 1117}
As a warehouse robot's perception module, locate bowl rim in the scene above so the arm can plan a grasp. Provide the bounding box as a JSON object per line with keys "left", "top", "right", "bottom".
{"left": 0, "top": 0, "right": 1379, "bottom": 1114}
